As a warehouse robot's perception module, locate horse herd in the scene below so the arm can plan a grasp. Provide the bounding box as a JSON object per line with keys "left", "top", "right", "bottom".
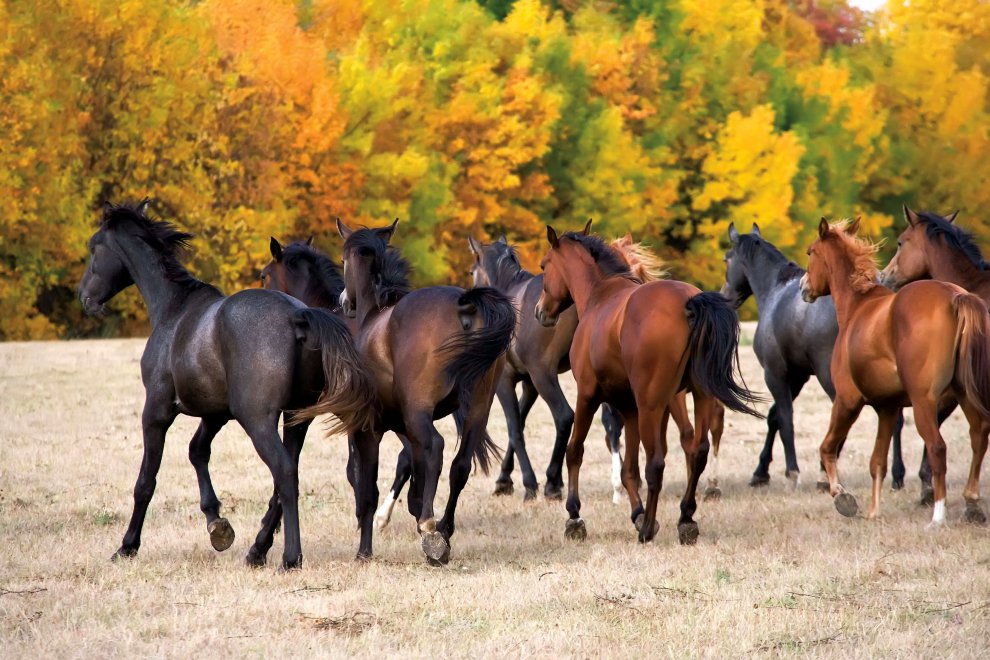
{"left": 77, "top": 201, "right": 989, "bottom": 570}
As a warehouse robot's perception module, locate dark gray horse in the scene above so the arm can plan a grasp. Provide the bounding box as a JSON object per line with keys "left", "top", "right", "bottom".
{"left": 79, "top": 201, "right": 376, "bottom": 569}
{"left": 721, "top": 223, "right": 908, "bottom": 490}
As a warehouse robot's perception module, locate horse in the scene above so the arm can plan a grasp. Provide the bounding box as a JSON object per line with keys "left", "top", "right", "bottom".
{"left": 800, "top": 218, "right": 990, "bottom": 525}
{"left": 336, "top": 219, "right": 515, "bottom": 564}
{"left": 261, "top": 236, "right": 451, "bottom": 533}
{"left": 535, "top": 221, "right": 761, "bottom": 544}
{"left": 721, "top": 223, "right": 908, "bottom": 491}
{"left": 880, "top": 205, "right": 990, "bottom": 507}
{"left": 78, "top": 201, "right": 377, "bottom": 569}
{"left": 468, "top": 233, "right": 725, "bottom": 504}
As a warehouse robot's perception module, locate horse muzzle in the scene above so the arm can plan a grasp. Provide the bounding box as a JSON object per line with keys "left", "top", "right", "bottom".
{"left": 80, "top": 295, "right": 108, "bottom": 316}
{"left": 798, "top": 274, "right": 817, "bottom": 303}
{"left": 534, "top": 304, "right": 558, "bottom": 328}
{"left": 340, "top": 291, "right": 356, "bottom": 318}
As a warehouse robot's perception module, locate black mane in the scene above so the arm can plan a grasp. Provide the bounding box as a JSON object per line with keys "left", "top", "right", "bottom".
{"left": 916, "top": 210, "right": 990, "bottom": 271}
{"left": 561, "top": 232, "right": 637, "bottom": 281}
{"left": 480, "top": 241, "right": 532, "bottom": 289}
{"left": 343, "top": 228, "right": 412, "bottom": 307}
{"left": 100, "top": 201, "right": 219, "bottom": 294}
{"left": 732, "top": 233, "right": 804, "bottom": 283}
{"left": 281, "top": 241, "right": 345, "bottom": 301}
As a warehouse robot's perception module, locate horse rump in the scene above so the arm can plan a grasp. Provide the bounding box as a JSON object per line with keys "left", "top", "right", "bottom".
{"left": 438, "top": 287, "right": 516, "bottom": 473}
{"left": 289, "top": 307, "right": 378, "bottom": 434}
{"left": 953, "top": 292, "right": 990, "bottom": 419}
{"left": 684, "top": 291, "right": 764, "bottom": 417}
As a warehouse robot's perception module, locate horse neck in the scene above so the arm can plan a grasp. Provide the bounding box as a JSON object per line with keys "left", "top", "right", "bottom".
{"left": 560, "top": 255, "right": 609, "bottom": 317}
{"left": 742, "top": 248, "right": 792, "bottom": 311}
{"left": 823, "top": 253, "right": 877, "bottom": 327}
{"left": 926, "top": 249, "right": 990, "bottom": 301}
{"left": 351, "top": 265, "right": 382, "bottom": 328}
{"left": 112, "top": 234, "right": 210, "bottom": 328}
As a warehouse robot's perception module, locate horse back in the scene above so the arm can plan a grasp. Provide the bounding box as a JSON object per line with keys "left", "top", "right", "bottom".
{"left": 621, "top": 281, "right": 699, "bottom": 379}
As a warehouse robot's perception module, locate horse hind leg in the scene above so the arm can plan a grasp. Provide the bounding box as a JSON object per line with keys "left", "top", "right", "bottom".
{"left": 704, "top": 401, "right": 725, "bottom": 500}
{"left": 375, "top": 440, "right": 411, "bottom": 531}
{"left": 187, "top": 416, "right": 233, "bottom": 552}
{"left": 866, "top": 407, "right": 899, "bottom": 520}
{"left": 750, "top": 403, "right": 779, "bottom": 487}
{"left": 957, "top": 399, "right": 989, "bottom": 525}
{"left": 402, "top": 410, "right": 448, "bottom": 565}
{"left": 676, "top": 392, "right": 713, "bottom": 545}
{"left": 494, "top": 376, "right": 539, "bottom": 500}
{"left": 909, "top": 400, "right": 949, "bottom": 528}
{"left": 600, "top": 404, "right": 625, "bottom": 504}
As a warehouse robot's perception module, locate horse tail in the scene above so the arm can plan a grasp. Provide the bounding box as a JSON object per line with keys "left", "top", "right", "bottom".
{"left": 438, "top": 287, "right": 515, "bottom": 474}
{"left": 684, "top": 291, "right": 764, "bottom": 418}
{"left": 289, "top": 308, "right": 378, "bottom": 435}
{"left": 952, "top": 293, "right": 990, "bottom": 420}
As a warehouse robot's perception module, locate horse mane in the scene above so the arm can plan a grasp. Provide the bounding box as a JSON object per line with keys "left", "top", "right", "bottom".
{"left": 561, "top": 232, "right": 639, "bottom": 282}
{"left": 343, "top": 228, "right": 412, "bottom": 308}
{"left": 827, "top": 220, "right": 881, "bottom": 294}
{"left": 480, "top": 242, "right": 532, "bottom": 289}
{"left": 610, "top": 237, "right": 667, "bottom": 282}
{"left": 99, "top": 201, "right": 219, "bottom": 295}
{"left": 915, "top": 210, "right": 990, "bottom": 271}
{"left": 732, "top": 233, "right": 804, "bottom": 284}
{"left": 281, "top": 241, "right": 345, "bottom": 300}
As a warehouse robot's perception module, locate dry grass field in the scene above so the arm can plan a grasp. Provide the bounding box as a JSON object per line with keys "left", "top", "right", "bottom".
{"left": 2, "top": 325, "right": 989, "bottom": 658}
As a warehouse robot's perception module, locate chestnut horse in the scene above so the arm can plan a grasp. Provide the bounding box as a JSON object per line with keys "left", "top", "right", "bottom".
{"left": 337, "top": 219, "right": 514, "bottom": 564}
{"left": 880, "top": 206, "right": 990, "bottom": 513}
{"left": 801, "top": 218, "right": 990, "bottom": 525}
{"left": 535, "top": 222, "right": 761, "bottom": 544}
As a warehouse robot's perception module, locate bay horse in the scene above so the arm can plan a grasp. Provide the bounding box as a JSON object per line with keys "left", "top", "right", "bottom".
{"left": 336, "top": 219, "right": 515, "bottom": 564}
{"left": 468, "top": 234, "right": 725, "bottom": 504}
{"left": 800, "top": 218, "right": 990, "bottom": 525}
{"left": 78, "top": 201, "right": 377, "bottom": 569}
{"left": 880, "top": 206, "right": 990, "bottom": 510}
{"left": 535, "top": 222, "right": 762, "bottom": 544}
{"left": 721, "top": 223, "right": 908, "bottom": 490}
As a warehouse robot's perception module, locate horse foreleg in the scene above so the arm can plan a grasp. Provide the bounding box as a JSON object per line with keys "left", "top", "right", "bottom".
{"left": 115, "top": 400, "right": 177, "bottom": 561}
{"left": 563, "top": 394, "right": 598, "bottom": 541}
{"left": 494, "top": 375, "right": 538, "bottom": 499}
{"left": 751, "top": 403, "right": 779, "bottom": 487}
{"left": 352, "top": 427, "right": 382, "bottom": 560}
{"left": 820, "top": 396, "right": 864, "bottom": 518}
{"left": 866, "top": 408, "right": 899, "bottom": 520}
{"left": 890, "top": 411, "right": 906, "bottom": 490}
{"left": 531, "top": 371, "right": 574, "bottom": 500}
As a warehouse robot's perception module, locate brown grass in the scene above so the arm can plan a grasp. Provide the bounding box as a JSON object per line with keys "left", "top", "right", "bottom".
{"left": 2, "top": 327, "right": 989, "bottom": 657}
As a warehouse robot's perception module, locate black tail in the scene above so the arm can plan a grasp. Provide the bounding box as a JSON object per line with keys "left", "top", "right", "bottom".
{"left": 438, "top": 287, "right": 515, "bottom": 473}
{"left": 290, "top": 308, "right": 378, "bottom": 434}
{"left": 684, "top": 292, "right": 764, "bottom": 418}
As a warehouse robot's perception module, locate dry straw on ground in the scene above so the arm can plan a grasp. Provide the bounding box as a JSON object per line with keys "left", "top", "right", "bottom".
{"left": 1, "top": 325, "right": 988, "bottom": 657}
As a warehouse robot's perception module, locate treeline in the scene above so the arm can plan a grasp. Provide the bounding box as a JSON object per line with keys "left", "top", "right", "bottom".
{"left": 2, "top": 0, "right": 988, "bottom": 338}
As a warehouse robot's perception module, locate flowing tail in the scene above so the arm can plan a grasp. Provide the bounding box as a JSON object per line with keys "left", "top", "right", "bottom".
{"left": 438, "top": 287, "right": 516, "bottom": 474}
{"left": 953, "top": 293, "right": 990, "bottom": 420}
{"left": 290, "top": 308, "right": 378, "bottom": 435}
{"left": 684, "top": 292, "right": 764, "bottom": 418}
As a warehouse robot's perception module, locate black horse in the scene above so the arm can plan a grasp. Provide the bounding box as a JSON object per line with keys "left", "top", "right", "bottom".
{"left": 721, "top": 223, "right": 907, "bottom": 489}
{"left": 79, "top": 201, "right": 376, "bottom": 569}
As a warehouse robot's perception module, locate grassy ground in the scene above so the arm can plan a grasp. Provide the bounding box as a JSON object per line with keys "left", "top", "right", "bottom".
{"left": 1, "top": 325, "right": 988, "bottom": 657}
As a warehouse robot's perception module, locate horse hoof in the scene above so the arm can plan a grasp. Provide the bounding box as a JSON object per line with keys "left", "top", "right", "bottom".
{"left": 919, "top": 487, "right": 935, "bottom": 508}
{"left": 280, "top": 555, "right": 303, "bottom": 572}
{"left": 964, "top": 503, "right": 987, "bottom": 525}
{"left": 677, "top": 521, "right": 700, "bottom": 546}
{"left": 523, "top": 487, "right": 538, "bottom": 502}
{"left": 891, "top": 478, "right": 904, "bottom": 491}
{"left": 564, "top": 518, "right": 587, "bottom": 541}
{"left": 111, "top": 546, "right": 137, "bottom": 562}
{"left": 493, "top": 480, "right": 514, "bottom": 497}
{"left": 354, "top": 552, "right": 374, "bottom": 563}
{"left": 835, "top": 492, "right": 858, "bottom": 518}
{"left": 421, "top": 531, "right": 450, "bottom": 566}
{"left": 208, "top": 518, "right": 236, "bottom": 552}
{"left": 816, "top": 480, "right": 831, "bottom": 493}
{"left": 633, "top": 513, "right": 660, "bottom": 540}
{"left": 544, "top": 484, "right": 564, "bottom": 501}
{"left": 748, "top": 474, "right": 770, "bottom": 488}
{"left": 703, "top": 486, "right": 722, "bottom": 501}
{"left": 244, "top": 548, "right": 267, "bottom": 568}
{"left": 612, "top": 490, "right": 623, "bottom": 505}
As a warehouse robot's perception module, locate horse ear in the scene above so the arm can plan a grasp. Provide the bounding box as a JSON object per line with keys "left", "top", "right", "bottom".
{"left": 903, "top": 204, "right": 921, "bottom": 227}
{"left": 336, "top": 218, "right": 353, "bottom": 240}
{"left": 846, "top": 216, "right": 861, "bottom": 235}
{"left": 468, "top": 236, "right": 482, "bottom": 257}
{"left": 547, "top": 225, "right": 559, "bottom": 248}
{"left": 376, "top": 218, "right": 398, "bottom": 244}
{"left": 497, "top": 234, "right": 508, "bottom": 244}
{"left": 751, "top": 223, "right": 761, "bottom": 237}
{"left": 945, "top": 210, "right": 960, "bottom": 224}
{"left": 137, "top": 197, "right": 151, "bottom": 215}
{"left": 728, "top": 223, "right": 740, "bottom": 244}
{"left": 818, "top": 217, "right": 830, "bottom": 239}
{"left": 581, "top": 218, "right": 592, "bottom": 236}
{"left": 305, "top": 236, "right": 314, "bottom": 246}
{"left": 620, "top": 231, "right": 633, "bottom": 246}
{"left": 270, "top": 237, "right": 283, "bottom": 261}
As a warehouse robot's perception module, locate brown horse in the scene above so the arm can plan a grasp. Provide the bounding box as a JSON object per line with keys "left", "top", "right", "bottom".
{"left": 535, "top": 222, "right": 760, "bottom": 544}
{"left": 337, "top": 219, "right": 515, "bottom": 564}
{"left": 800, "top": 218, "right": 990, "bottom": 525}
{"left": 880, "top": 206, "right": 990, "bottom": 513}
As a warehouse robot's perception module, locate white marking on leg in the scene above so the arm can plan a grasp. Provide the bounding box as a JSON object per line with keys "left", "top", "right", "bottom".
{"left": 374, "top": 490, "right": 397, "bottom": 531}
{"left": 611, "top": 451, "right": 623, "bottom": 504}
{"left": 931, "top": 499, "right": 946, "bottom": 526}
{"left": 707, "top": 454, "right": 720, "bottom": 491}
